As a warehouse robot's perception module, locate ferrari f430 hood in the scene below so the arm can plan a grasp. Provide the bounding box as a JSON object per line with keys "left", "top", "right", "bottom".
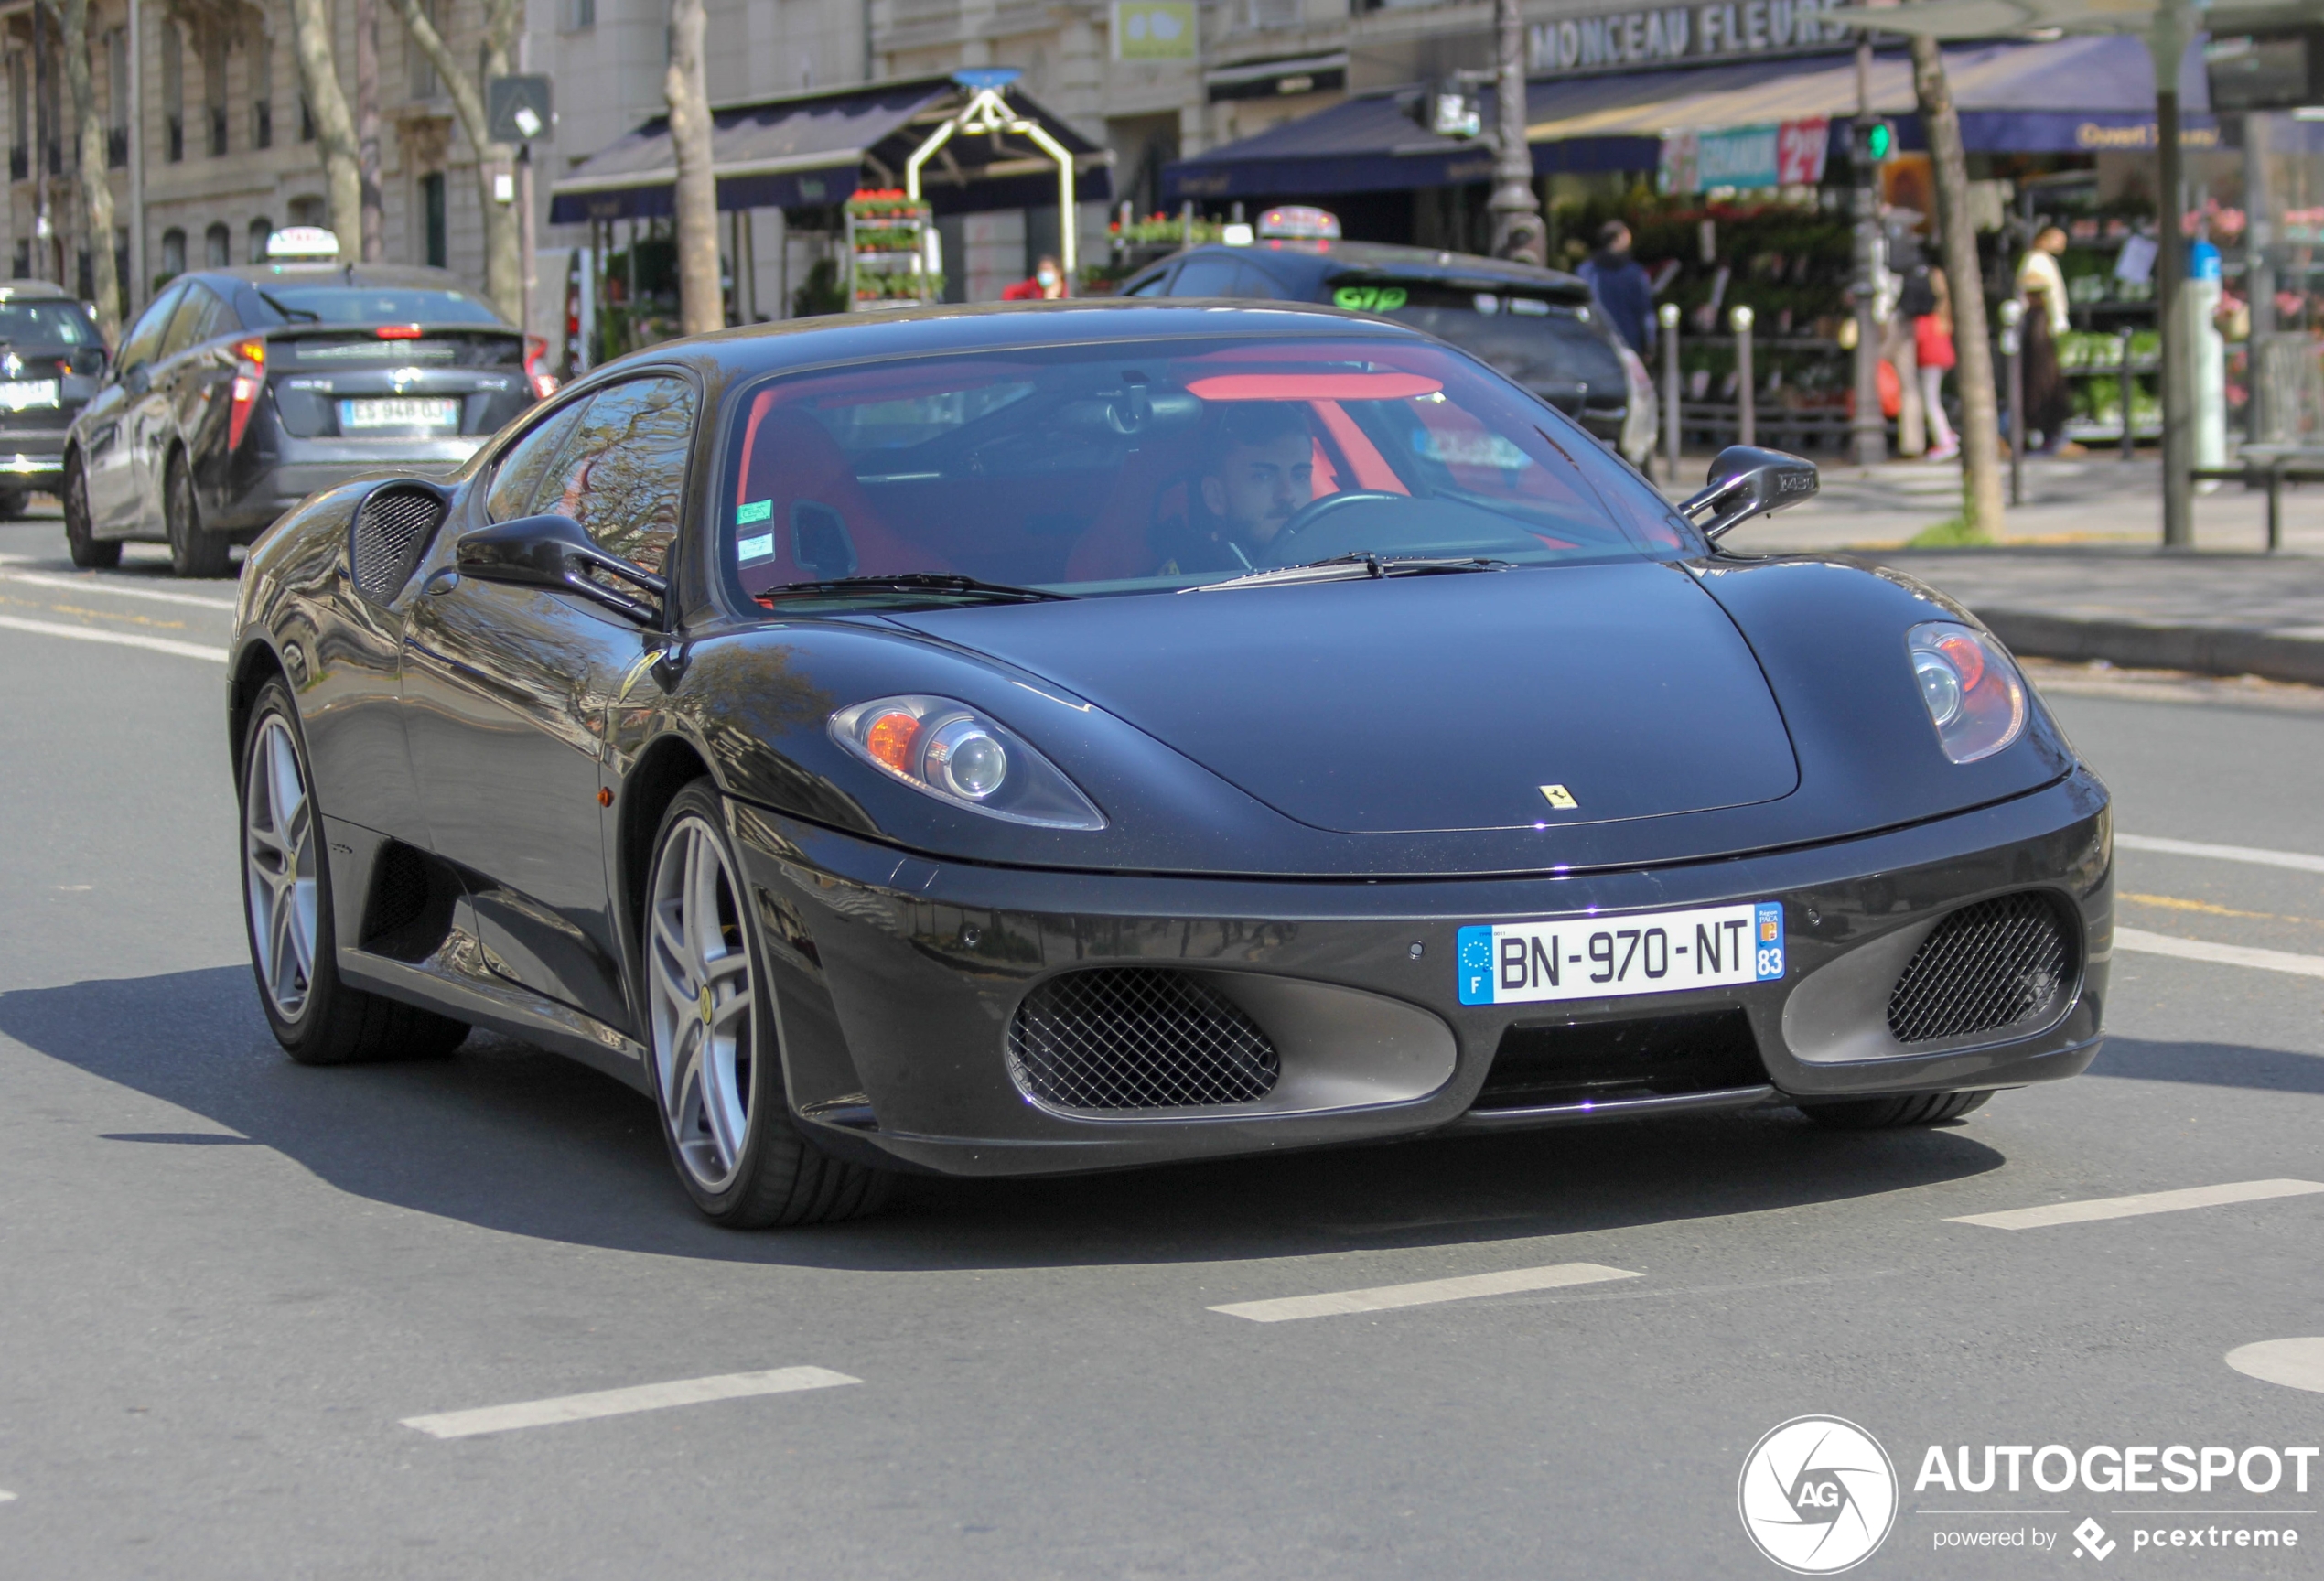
{"left": 887, "top": 562, "right": 1800, "bottom": 834}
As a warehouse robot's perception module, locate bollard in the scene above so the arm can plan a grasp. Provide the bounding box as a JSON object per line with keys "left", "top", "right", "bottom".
{"left": 1998, "top": 300, "right": 2024, "bottom": 507}
{"left": 1730, "top": 305, "right": 1756, "bottom": 449}
{"left": 1660, "top": 300, "right": 1681, "bottom": 484}
{"left": 2118, "top": 325, "right": 2136, "bottom": 460}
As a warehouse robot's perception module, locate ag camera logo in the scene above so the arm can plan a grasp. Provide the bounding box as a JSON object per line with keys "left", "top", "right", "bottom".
{"left": 1738, "top": 1415, "right": 1899, "bottom": 1574}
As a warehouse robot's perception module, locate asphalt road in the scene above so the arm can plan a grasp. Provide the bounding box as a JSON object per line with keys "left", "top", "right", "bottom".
{"left": 2, "top": 514, "right": 2319, "bottom": 1579}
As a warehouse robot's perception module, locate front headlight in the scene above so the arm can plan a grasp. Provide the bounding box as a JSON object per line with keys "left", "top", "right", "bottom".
{"left": 1908, "top": 620, "right": 2026, "bottom": 763}
{"left": 830, "top": 694, "right": 1106, "bottom": 830}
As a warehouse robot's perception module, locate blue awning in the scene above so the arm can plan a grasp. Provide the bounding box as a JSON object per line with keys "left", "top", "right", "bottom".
{"left": 1165, "top": 37, "right": 2216, "bottom": 202}
{"left": 551, "top": 76, "right": 1111, "bottom": 224}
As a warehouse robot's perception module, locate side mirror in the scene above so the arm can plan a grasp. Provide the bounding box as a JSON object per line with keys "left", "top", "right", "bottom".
{"left": 120, "top": 362, "right": 149, "bottom": 394}
{"left": 456, "top": 511, "right": 666, "bottom": 624}
{"left": 1680, "top": 446, "right": 1819, "bottom": 540}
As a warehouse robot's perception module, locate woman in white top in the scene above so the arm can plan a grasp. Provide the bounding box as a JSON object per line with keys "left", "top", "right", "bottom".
{"left": 2016, "top": 226, "right": 2074, "bottom": 455}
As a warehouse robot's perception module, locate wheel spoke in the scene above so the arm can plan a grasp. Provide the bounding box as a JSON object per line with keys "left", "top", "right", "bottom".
{"left": 701, "top": 1031, "right": 744, "bottom": 1173}
{"left": 702, "top": 949, "right": 749, "bottom": 984}
{"left": 663, "top": 1014, "right": 702, "bottom": 1116}
{"left": 686, "top": 830, "right": 720, "bottom": 984}
{"left": 707, "top": 987, "right": 752, "bottom": 1033}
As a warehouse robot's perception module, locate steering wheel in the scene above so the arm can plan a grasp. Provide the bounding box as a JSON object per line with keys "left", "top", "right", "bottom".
{"left": 1264, "top": 489, "right": 1405, "bottom": 562}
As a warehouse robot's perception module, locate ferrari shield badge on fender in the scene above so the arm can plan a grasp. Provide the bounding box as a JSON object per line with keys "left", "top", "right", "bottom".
{"left": 1538, "top": 783, "right": 1578, "bottom": 810}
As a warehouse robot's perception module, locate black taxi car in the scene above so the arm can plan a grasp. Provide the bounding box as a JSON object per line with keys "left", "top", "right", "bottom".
{"left": 0, "top": 280, "right": 108, "bottom": 519}
{"left": 64, "top": 233, "right": 545, "bottom": 575}
{"left": 1120, "top": 233, "right": 1657, "bottom": 467}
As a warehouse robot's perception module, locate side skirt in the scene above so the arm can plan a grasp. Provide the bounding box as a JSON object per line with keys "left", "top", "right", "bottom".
{"left": 339, "top": 936, "right": 652, "bottom": 1096}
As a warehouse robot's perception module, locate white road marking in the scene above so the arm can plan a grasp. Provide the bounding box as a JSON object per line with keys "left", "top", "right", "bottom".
{"left": 2226, "top": 1338, "right": 2324, "bottom": 1395}
{"left": 0, "top": 568, "right": 237, "bottom": 609}
{"left": 1210, "top": 1262, "right": 1642, "bottom": 1323}
{"left": 0, "top": 614, "right": 227, "bottom": 662}
{"left": 0, "top": 1489, "right": 14, "bottom": 1503}
{"left": 400, "top": 1366, "right": 860, "bottom": 1439}
{"left": 2117, "top": 833, "right": 2324, "bottom": 876}
{"left": 1948, "top": 1178, "right": 2324, "bottom": 1231}
{"left": 2115, "top": 927, "right": 2324, "bottom": 980}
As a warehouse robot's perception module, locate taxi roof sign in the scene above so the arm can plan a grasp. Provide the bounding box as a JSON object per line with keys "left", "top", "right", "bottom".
{"left": 1257, "top": 206, "right": 1340, "bottom": 241}
{"left": 265, "top": 226, "right": 341, "bottom": 260}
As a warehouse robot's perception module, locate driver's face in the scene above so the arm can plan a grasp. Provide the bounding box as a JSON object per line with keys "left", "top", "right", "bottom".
{"left": 1201, "top": 431, "right": 1316, "bottom": 545}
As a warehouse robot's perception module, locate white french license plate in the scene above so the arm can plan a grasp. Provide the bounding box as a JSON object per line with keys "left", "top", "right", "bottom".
{"left": 339, "top": 397, "right": 460, "bottom": 431}
{"left": 1457, "top": 901, "right": 1786, "bottom": 1006}
{"left": 0, "top": 379, "right": 59, "bottom": 410}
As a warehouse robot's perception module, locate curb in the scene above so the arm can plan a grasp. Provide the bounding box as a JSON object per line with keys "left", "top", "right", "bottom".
{"left": 1974, "top": 608, "right": 2324, "bottom": 688}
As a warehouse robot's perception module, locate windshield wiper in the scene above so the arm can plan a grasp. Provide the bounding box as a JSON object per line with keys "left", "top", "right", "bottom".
{"left": 765, "top": 573, "right": 1073, "bottom": 605}
{"left": 1189, "top": 554, "right": 1513, "bottom": 592}
{"left": 255, "top": 289, "right": 321, "bottom": 323}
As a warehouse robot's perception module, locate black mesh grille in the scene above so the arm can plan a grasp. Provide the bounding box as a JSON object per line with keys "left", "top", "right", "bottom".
{"left": 350, "top": 487, "right": 446, "bottom": 604}
{"left": 1007, "top": 969, "right": 1280, "bottom": 1110}
{"left": 1888, "top": 893, "right": 2073, "bottom": 1046}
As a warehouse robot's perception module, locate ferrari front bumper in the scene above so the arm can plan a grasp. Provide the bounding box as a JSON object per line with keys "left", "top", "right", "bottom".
{"left": 729, "top": 769, "right": 2111, "bottom": 1178}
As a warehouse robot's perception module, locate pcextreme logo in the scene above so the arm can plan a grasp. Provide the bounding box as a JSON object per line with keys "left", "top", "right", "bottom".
{"left": 1738, "top": 1415, "right": 1899, "bottom": 1574}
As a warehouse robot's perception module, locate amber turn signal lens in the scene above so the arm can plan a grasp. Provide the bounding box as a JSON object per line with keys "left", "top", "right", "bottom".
{"left": 863, "top": 709, "right": 921, "bottom": 774}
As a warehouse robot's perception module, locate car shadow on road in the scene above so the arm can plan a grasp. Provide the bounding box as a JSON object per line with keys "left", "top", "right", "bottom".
{"left": 3, "top": 966, "right": 2018, "bottom": 1274}
{"left": 2088, "top": 1036, "right": 2324, "bottom": 1096}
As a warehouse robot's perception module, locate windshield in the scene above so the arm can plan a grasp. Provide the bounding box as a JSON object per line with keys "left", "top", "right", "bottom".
{"left": 724, "top": 336, "right": 1692, "bottom": 610}
{"left": 246, "top": 285, "right": 506, "bottom": 327}
{"left": 1331, "top": 281, "right": 1621, "bottom": 393}
{"left": 0, "top": 299, "right": 100, "bottom": 346}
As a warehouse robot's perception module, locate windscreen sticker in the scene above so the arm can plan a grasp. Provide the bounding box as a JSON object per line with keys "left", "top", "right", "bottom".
{"left": 1332, "top": 285, "right": 1407, "bottom": 312}
{"left": 737, "top": 532, "right": 776, "bottom": 564}
{"left": 737, "top": 498, "right": 773, "bottom": 526}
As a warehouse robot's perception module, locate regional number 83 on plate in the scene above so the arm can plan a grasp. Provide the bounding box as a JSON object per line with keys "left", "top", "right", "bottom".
{"left": 1457, "top": 901, "right": 1785, "bottom": 1006}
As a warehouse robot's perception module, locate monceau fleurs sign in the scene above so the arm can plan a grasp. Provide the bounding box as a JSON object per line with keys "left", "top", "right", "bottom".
{"left": 1530, "top": 0, "right": 1855, "bottom": 75}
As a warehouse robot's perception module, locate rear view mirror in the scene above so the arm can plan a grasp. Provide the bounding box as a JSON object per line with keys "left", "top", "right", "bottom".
{"left": 1681, "top": 446, "right": 1819, "bottom": 540}
{"left": 456, "top": 511, "right": 666, "bottom": 624}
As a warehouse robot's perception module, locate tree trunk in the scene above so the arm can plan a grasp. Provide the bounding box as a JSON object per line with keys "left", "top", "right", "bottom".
{"left": 46, "top": 0, "right": 118, "bottom": 341}
{"left": 1910, "top": 36, "right": 2004, "bottom": 536}
{"left": 395, "top": 0, "right": 522, "bottom": 321}
{"left": 1487, "top": 0, "right": 1544, "bottom": 265}
{"left": 290, "top": 0, "right": 362, "bottom": 249}
{"left": 665, "top": 0, "right": 720, "bottom": 336}
{"left": 355, "top": 0, "right": 384, "bottom": 261}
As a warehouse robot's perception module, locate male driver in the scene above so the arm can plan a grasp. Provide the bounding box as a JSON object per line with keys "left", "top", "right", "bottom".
{"left": 1156, "top": 403, "right": 1317, "bottom": 575}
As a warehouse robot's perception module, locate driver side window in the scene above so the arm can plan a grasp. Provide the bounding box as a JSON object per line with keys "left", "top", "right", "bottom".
{"left": 115, "top": 285, "right": 183, "bottom": 379}
{"left": 485, "top": 400, "right": 586, "bottom": 522}
{"left": 533, "top": 376, "right": 698, "bottom": 575}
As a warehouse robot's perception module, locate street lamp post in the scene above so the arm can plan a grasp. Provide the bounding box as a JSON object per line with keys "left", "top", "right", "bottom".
{"left": 1488, "top": 0, "right": 1544, "bottom": 264}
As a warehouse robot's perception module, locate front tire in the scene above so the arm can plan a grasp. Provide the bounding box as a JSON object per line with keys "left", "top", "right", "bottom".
{"left": 643, "top": 782, "right": 890, "bottom": 1228}
{"left": 166, "top": 451, "right": 230, "bottom": 578}
{"left": 240, "top": 679, "right": 468, "bottom": 1065}
{"left": 1799, "top": 1090, "right": 1992, "bottom": 1130}
{"left": 62, "top": 460, "right": 118, "bottom": 568}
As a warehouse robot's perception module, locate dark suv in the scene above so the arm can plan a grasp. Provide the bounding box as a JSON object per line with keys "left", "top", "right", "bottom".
{"left": 0, "top": 281, "right": 108, "bottom": 519}
{"left": 63, "top": 263, "right": 542, "bottom": 575}
{"left": 1119, "top": 241, "right": 1657, "bottom": 467}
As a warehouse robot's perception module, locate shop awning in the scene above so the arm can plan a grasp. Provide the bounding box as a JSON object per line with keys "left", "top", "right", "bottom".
{"left": 550, "top": 73, "right": 1112, "bottom": 224}
{"left": 1165, "top": 36, "right": 2213, "bottom": 201}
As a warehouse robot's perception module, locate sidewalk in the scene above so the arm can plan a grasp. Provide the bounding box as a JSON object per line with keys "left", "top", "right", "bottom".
{"left": 1680, "top": 451, "right": 2324, "bottom": 684}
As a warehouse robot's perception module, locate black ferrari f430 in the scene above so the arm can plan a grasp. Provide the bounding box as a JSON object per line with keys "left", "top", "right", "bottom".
{"left": 228, "top": 302, "right": 2111, "bottom": 1227}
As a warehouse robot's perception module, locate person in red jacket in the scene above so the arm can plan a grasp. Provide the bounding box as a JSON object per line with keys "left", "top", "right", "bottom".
{"left": 1003, "top": 255, "right": 1067, "bottom": 301}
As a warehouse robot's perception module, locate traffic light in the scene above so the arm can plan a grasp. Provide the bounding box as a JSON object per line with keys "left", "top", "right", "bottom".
{"left": 1851, "top": 117, "right": 1895, "bottom": 170}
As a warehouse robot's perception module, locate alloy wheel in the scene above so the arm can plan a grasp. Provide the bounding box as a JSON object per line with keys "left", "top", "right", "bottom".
{"left": 243, "top": 715, "right": 319, "bottom": 1020}
{"left": 647, "top": 815, "right": 758, "bottom": 1191}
